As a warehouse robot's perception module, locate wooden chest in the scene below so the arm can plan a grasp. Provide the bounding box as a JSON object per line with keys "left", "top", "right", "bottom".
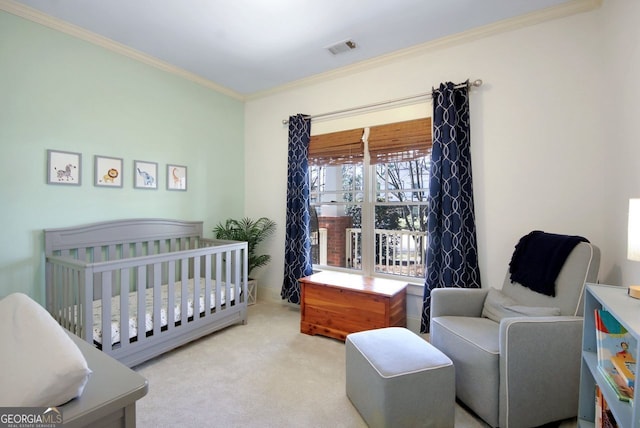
{"left": 299, "top": 271, "right": 407, "bottom": 341}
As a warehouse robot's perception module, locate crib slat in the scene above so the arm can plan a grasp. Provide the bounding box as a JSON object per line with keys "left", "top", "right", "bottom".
{"left": 61, "top": 266, "right": 70, "bottom": 330}
{"left": 215, "top": 252, "right": 222, "bottom": 312}
{"left": 152, "top": 263, "right": 161, "bottom": 337}
{"left": 167, "top": 261, "right": 175, "bottom": 331}
{"left": 78, "top": 269, "right": 93, "bottom": 345}
{"left": 180, "top": 257, "right": 188, "bottom": 326}
{"left": 120, "top": 269, "right": 130, "bottom": 351}
{"left": 225, "top": 249, "right": 231, "bottom": 307}
{"left": 193, "top": 256, "right": 201, "bottom": 320}
{"left": 136, "top": 266, "right": 146, "bottom": 344}
{"left": 234, "top": 246, "right": 244, "bottom": 306}
{"left": 101, "top": 271, "right": 112, "bottom": 353}
{"left": 204, "top": 254, "right": 212, "bottom": 318}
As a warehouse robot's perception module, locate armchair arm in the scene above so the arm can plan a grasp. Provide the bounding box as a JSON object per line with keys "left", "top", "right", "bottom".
{"left": 430, "top": 288, "right": 489, "bottom": 318}
{"left": 498, "top": 316, "right": 583, "bottom": 428}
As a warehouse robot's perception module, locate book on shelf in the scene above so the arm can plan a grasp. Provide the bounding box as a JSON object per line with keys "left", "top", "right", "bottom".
{"left": 599, "top": 365, "right": 633, "bottom": 402}
{"left": 611, "top": 354, "right": 636, "bottom": 389}
{"left": 594, "top": 309, "right": 635, "bottom": 401}
{"left": 597, "top": 385, "right": 620, "bottom": 428}
{"left": 596, "top": 385, "right": 603, "bottom": 428}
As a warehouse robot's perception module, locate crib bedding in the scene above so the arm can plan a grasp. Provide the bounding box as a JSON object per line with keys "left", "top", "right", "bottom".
{"left": 91, "top": 278, "right": 236, "bottom": 346}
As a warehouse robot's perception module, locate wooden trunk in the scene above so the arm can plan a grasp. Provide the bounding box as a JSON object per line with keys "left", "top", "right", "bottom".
{"left": 299, "top": 271, "right": 407, "bottom": 341}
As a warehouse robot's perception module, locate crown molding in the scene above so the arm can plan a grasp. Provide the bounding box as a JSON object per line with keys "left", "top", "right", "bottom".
{"left": 246, "top": 0, "right": 602, "bottom": 101}
{"left": 0, "top": 0, "right": 245, "bottom": 101}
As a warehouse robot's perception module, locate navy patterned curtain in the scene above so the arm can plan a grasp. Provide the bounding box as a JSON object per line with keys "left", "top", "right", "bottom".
{"left": 421, "top": 82, "right": 481, "bottom": 333}
{"left": 281, "top": 114, "right": 314, "bottom": 304}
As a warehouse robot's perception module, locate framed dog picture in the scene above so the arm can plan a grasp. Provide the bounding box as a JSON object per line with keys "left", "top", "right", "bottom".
{"left": 94, "top": 155, "right": 123, "bottom": 188}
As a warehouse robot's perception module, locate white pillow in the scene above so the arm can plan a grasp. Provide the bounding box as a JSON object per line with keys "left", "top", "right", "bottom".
{"left": 481, "top": 288, "right": 562, "bottom": 323}
{"left": 0, "top": 293, "right": 91, "bottom": 407}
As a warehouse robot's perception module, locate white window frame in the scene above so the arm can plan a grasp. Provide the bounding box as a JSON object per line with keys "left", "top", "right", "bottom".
{"left": 309, "top": 131, "right": 429, "bottom": 282}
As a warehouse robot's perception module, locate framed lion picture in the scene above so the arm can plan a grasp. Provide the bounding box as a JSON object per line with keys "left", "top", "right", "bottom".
{"left": 94, "top": 155, "right": 123, "bottom": 188}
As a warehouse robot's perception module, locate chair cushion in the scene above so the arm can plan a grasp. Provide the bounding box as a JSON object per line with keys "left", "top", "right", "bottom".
{"left": 432, "top": 315, "right": 499, "bottom": 354}
{"left": 430, "top": 316, "right": 501, "bottom": 426}
{"left": 481, "top": 288, "right": 561, "bottom": 322}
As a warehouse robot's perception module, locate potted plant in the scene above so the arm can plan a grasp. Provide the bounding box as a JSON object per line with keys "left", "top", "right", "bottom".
{"left": 213, "top": 217, "right": 276, "bottom": 304}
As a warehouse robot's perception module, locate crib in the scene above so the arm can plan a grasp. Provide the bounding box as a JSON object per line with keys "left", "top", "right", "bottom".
{"left": 44, "top": 218, "right": 248, "bottom": 368}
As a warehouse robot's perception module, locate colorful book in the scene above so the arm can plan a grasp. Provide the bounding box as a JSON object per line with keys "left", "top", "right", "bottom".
{"left": 596, "top": 385, "right": 603, "bottom": 428}
{"left": 599, "top": 365, "right": 633, "bottom": 402}
{"left": 611, "top": 354, "right": 636, "bottom": 389}
{"left": 597, "top": 385, "right": 621, "bottom": 428}
{"left": 602, "top": 395, "right": 620, "bottom": 428}
{"left": 594, "top": 309, "right": 636, "bottom": 401}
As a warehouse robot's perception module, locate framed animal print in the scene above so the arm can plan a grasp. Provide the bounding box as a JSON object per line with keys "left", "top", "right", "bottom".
{"left": 167, "top": 164, "right": 187, "bottom": 191}
{"left": 47, "top": 149, "right": 81, "bottom": 185}
{"left": 134, "top": 160, "right": 158, "bottom": 190}
{"left": 94, "top": 155, "right": 123, "bottom": 188}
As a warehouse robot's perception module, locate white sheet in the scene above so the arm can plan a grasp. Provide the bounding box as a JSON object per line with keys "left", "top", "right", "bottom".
{"left": 90, "top": 279, "right": 236, "bottom": 346}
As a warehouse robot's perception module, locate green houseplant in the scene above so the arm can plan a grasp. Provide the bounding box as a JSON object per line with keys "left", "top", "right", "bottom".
{"left": 212, "top": 217, "right": 276, "bottom": 279}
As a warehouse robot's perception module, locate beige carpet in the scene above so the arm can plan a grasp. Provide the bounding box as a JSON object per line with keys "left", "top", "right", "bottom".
{"left": 133, "top": 301, "right": 573, "bottom": 428}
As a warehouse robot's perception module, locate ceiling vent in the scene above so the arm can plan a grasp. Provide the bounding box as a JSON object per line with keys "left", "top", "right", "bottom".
{"left": 327, "top": 39, "right": 357, "bottom": 55}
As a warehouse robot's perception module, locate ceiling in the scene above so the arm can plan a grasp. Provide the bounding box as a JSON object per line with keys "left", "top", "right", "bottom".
{"left": 6, "top": 0, "right": 591, "bottom": 98}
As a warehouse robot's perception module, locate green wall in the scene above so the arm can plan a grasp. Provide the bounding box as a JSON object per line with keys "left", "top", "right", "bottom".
{"left": 0, "top": 12, "right": 245, "bottom": 303}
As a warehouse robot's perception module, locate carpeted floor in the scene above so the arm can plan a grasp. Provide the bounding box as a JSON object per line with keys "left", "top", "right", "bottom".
{"left": 133, "top": 301, "right": 574, "bottom": 428}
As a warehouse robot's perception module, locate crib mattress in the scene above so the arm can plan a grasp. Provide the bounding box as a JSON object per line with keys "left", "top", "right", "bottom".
{"left": 90, "top": 279, "right": 236, "bottom": 346}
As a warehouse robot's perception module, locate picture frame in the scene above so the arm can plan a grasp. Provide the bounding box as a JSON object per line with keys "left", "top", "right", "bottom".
{"left": 167, "top": 164, "right": 187, "bottom": 191}
{"left": 94, "top": 155, "right": 123, "bottom": 188}
{"left": 133, "top": 160, "right": 158, "bottom": 190}
{"left": 47, "top": 149, "right": 81, "bottom": 185}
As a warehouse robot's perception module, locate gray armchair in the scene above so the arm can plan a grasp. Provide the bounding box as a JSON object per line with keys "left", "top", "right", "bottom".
{"left": 430, "top": 238, "right": 600, "bottom": 428}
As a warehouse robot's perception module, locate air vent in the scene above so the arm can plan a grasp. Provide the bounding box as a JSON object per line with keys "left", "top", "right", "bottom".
{"left": 327, "top": 39, "right": 357, "bottom": 55}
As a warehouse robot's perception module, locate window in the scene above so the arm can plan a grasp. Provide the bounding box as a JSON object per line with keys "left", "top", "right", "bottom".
{"left": 308, "top": 118, "right": 432, "bottom": 281}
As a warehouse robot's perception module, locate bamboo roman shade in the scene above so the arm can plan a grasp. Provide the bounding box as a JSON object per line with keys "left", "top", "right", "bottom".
{"left": 368, "top": 117, "right": 432, "bottom": 164}
{"left": 308, "top": 128, "right": 364, "bottom": 166}
{"left": 309, "top": 118, "right": 432, "bottom": 166}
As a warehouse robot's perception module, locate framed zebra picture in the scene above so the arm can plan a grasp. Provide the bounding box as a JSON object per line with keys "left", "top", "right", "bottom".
{"left": 47, "top": 149, "right": 81, "bottom": 185}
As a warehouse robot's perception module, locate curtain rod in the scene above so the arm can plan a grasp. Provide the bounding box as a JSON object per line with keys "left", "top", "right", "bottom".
{"left": 281, "top": 79, "right": 483, "bottom": 125}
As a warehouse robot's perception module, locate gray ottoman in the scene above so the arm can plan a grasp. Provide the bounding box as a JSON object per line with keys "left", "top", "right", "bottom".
{"left": 346, "top": 327, "right": 454, "bottom": 428}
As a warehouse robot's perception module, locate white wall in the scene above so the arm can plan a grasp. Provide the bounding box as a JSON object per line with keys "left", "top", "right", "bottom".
{"left": 600, "top": 0, "right": 640, "bottom": 286}
{"left": 244, "top": 2, "right": 632, "bottom": 331}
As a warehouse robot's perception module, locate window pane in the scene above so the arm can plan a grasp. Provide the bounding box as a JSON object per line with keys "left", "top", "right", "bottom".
{"left": 373, "top": 158, "right": 429, "bottom": 278}
{"left": 309, "top": 164, "right": 362, "bottom": 272}
{"left": 374, "top": 205, "right": 427, "bottom": 278}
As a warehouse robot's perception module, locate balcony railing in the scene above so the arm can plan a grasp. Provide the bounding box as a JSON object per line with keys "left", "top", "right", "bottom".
{"left": 345, "top": 228, "right": 427, "bottom": 278}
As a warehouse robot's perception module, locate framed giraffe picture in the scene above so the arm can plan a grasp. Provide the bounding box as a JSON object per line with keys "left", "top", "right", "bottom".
{"left": 167, "top": 164, "right": 187, "bottom": 191}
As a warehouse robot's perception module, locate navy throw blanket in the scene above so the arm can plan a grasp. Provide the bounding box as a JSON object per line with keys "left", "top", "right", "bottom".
{"left": 508, "top": 231, "right": 588, "bottom": 297}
